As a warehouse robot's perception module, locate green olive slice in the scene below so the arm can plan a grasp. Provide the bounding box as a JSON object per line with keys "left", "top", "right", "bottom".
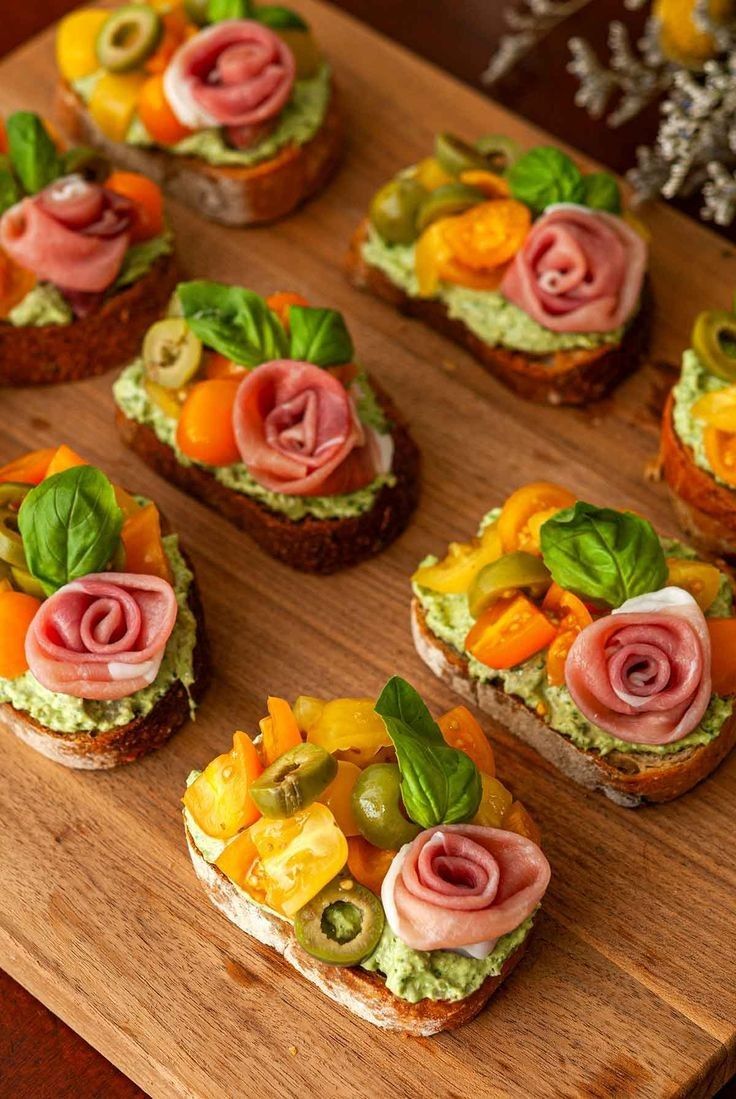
{"left": 0, "top": 482, "right": 31, "bottom": 508}
{"left": 474, "top": 134, "right": 523, "bottom": 174}
{"left": 468, "top": 551, "right": 552, "bottom": 619}
{"left": 416, "top": 182, "right": 485, "bottom": 232}
{"left": 352, "top": 763, "right": 421, "bottom": 850}
{"left": 250, "top": 743, "right": 337, "bottom": 818}
{"left": 183, "top": 0, "right": 210, "bottom": 26}
{"left": 143, "top": 317, "right": 202, "bottom": 390}
{"left": 434, "top": 133, "right": 489, "bottom": 176}
{"left": 10, "top": 566, "right": 44, "bottom": 598}
{"left": 0, "top": 507, "right": 27, "bottom": 569}
{"left": 692, "top": 309, "right": 736, "bottom": 382}
{"left": 294, "top": 878, "right": 385, "bottom": 966}
{"left": 369, "top": 178, "right": 428, "bottom": 245}
{"left": 96, "top": 5, "right": 162, "bottom": 73}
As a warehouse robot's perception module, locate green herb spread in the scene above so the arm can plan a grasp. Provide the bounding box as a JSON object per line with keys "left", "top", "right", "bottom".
{"left": 672, "top": 348, "right": 726, "bottom": 482}
{"left": 413, "top": 509, "right": 734, "bottom": 758}
{"left": 113, "top": 359, "right": 396, "bottom": 521}
{"left": 361, "top": 225, "right": 626, "bottom": 356}
{"left": 0, "top": 536, "right": 198, "bottom": 733}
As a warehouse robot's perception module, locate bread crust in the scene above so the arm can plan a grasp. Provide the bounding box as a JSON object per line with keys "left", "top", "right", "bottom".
{"left": 0, "top": 553, "right": 209, "bottom": 769}
{"left": 345, "top": 219, "right": 651, "bottom": 406}
{"left": 411, "top": 598, "right": 736, "bottom": 806}
{"left": 185, "top": 820, "right": 531, "bottom": 1035}
{"left": 661, "top": 390, "right": 736, "bottom": 557}
{"left": 56, "top": 80, "right": 343, "bottom": 227}
{"left": 0, "top": 254, "right": 179, "bottom": 387}
{"left": 115, "top": 379, "right": 420, "bottom": 573}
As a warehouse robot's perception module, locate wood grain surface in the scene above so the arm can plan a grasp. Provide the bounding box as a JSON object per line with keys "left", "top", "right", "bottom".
{"left": 2, "top": 3, "right": 736, "bottom": 1098}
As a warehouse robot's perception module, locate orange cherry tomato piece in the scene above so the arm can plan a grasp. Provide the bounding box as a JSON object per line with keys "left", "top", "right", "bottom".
{"left": 144, "top": 8, "right": 191, "bottom": 74}
{"left": 459, "top": 169, "right": 511, "bottom": 198}
{"left": 441, "top": 199, "right": 531, "bottom": 271}
{"left": 138, "top": 73, "right": 192, "bottom": 146}
{"left": 497, "top": 481, "right": 576, "bottom": 554}
{"left": 265, "top": 291, "right": 308, "bottom": 328}
{"left": 346, "top": 835, "right": 396, "bottom": 897}
{"left": 502, "top": 800, "right": 542, "bottom": 847}
{"left": 105, "top": 170, "right": 164, "bottom": 242}
{"left": 437, "top": 705, "right": 496, "bottom": 775}
{"left": 204, "top": 351, "right": 247, "bottom": 380}
{"left": 259, "top": 696, "right": 303, "bottom": 765}
{"left": 215, "top": 828, "right": 269, "bottom": 906}
{"left": 176, "top": 379, "right": 241, "bottom": 467}
{"left": 0, "top": 119, "right": 7, "bottom": 155}
{"left": 183, "top": 731, "right": 263, "bottom": 840}
{"left": 707, "top": 619, "right": 736, "bottom": 695}
{"left": 121, "top": 502, "right": 171, "bottom": 582}
{"left": 0, "top": 249, "right": 37, "bottom": 319}
{"left": 44, "top": 444, "right": 87, "bottom": 479}
{"left": 0, "top": 591, "right": 42, "bottom": 678}
{"left": 466, "top": 593, "right": 557, "bottom": 670}
{"left": 542, "top": 582, "right": 593, "bottom": 687}
{"left": 0, "top": 448, "right": 56, "bottom": 485}
{"left": 704, "top": 425, "right": 736, "bottom": 487}
{"left": 113, "top": 484, "right": 142, "bottom": 520}
{"left": 318, "top": 760, "right": 361, "bottom": 836}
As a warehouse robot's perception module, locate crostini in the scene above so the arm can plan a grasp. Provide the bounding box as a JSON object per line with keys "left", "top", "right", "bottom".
{"left": 0, "top": 111, "right": 177, "bottom": 385}
{"left": 55, "top": 3, "right": 342, "bottom": 226}
{"left": 183, "top": 677, "right": 550, "bottom": 1034}
{"left": 346, "top": 136, "right": 650, "bottom": 405}
{"left": 113, "top": 280, "right": 419, "bottom": 572}
{"left": 0, "top": 445, "right": 208, "bottom": 768}
{"left": 412, "top": 482, "right": 736, "bottom": 806}
{"left": 661, "top": 296, "right": 736, "bottom": 556}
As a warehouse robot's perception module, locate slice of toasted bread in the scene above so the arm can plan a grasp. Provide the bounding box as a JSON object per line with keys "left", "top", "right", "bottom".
{"left": 0, "top": 254, "right": 179, "bottom": 387}
{"left": 345, "top": 220, "right": 651, "bottom": 406}
{"left": 185, "top": 820, "right": 531, "bottom": 1035}
{"left": 661, "top": 390, "right": 736, "bottom": 558}
{"left": 411, "top": 598, "right": 736, "bottom": 807}
{"left": 0, "top": 554, "right": 209, "bottom": 769}
{"left": 56, "top": 81, "right": 343, "bottom": 227}
{"left": 115, "top": 380, "right": 420, "bottom": 573}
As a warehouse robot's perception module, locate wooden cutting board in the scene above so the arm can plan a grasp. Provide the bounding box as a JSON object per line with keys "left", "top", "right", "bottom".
{"left": 1, "top": 4, "right": 736, "bottom": 1097}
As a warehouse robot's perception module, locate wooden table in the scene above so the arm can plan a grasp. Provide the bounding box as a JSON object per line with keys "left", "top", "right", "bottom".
{"left": 2, "top": 3, "right": 736, "bottom": 1097}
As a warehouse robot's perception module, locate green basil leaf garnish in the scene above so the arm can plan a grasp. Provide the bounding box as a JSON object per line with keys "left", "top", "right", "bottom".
{"left": 540, "top": 501, "right": 667, "bottom": 608}
{"left": 288, "top": 306, "right": 354, "bottom": 366}
{"left": 207, "top": 0, "right": 255, "bottom": 20}
{"left": 580, "top": 171, "right": 621, "bottom": 214}
{"left": 6, "top": 111, "right": 61, "bottom": 195}
{"left": 178, "top": 280, "right": 288, "bottom": 365}
{"left": 374, "top": 677, "right": 482, "bottom": 828}
{"left": 18, "top": 466, "right": 124, "bottom": 596}
{"left": 0, "top": 156, "right": 21, "bottom": 215}
{"left": 508, "top": 145, "right": 584, "bottom": 215}
{"left": 256, "top": 5, "right": 309, "bottom": 29}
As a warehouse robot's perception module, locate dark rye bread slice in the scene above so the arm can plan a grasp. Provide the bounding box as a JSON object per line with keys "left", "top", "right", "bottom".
{"left": 0, "top": 253, "right": 179, "bottom": 387}
{"left": 345, "top": 219, "right": 652, "bottom": 406}
{"left": 56, "top": 80, "right": 343, "bottom": 227}
{"left": 411, "top": 598, "right": 736, "bottom": 807}
{"left": 115, "top": 379, "right": 420, "bottom": 573}
{"left": 185, "top": 819, "right": 531, "bottom": 1035}
{"left": 0, "top": 552, "right": 209, "bottom": 769}
{"left": 661, "top": 390, "right": 736, "bottom": 559}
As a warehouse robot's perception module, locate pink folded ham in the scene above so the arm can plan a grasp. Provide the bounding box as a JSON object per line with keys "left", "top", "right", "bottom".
{"left": 163, "top": 20, "right": 295, "bottom": 138}
{"left": 381, "top": 825, "right": 550, "bottom": 954}
{"left": 25, "top": 573, "right": 178, "bottom": 701}
{"left": 232, "top": 360, "right": 391, "bottom": 496}
{"left": 565, "top": 587, "right": 711, "bottom": 744}
{"left": 0, "top": 176, "right": 133, "bottom": 293}
{"left": 500, "top": 204, "right": 646, "bottom": 333}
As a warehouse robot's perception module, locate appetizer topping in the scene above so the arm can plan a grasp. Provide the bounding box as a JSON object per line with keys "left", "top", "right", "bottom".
{"left": 294, "top": 879, "right": 385, "bottom": 966}
{"left": 381, "top": 825, "right": 550, "bottom": 954}
{"left": 565, "top": 587, "right": 712, "bottom": 745}
{"left": 352, "top": 763, "right": 422, "bottom": 849}
{"left": 96, "top": 4, "right": 163, "bottom": 74}
{"left": 500, "top": 205, "right": 646, "bottom": 334}
{"left": 250, "top": 742, "right": 337, "bottom": 818}
{"left": 163, "top": 19, "right": 295, "bottom": 141}
{"left": 691, "top": 308, "right": 736, "bottom": 383}
{"left": 25, "top": 571, "right": 177, "bottom": 701}
{"left": 184, "top": 731, "right": 263, "bottom": 839}
{"left": 0, "top": 590, "right": 42, "bottom": 679}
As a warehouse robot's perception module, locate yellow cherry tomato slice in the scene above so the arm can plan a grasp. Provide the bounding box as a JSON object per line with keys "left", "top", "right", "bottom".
{"left": 183, "top": 731, "right": 263, "bottom": 840}
{"left": 498, "top": 482, "right": 576, "bottom": 555}
{"left": 89, "top": 72, "right": 147, "bottom": 142}
{"left": 438, "top": 705, "right": 496, "bottom": 775}
{"left": 693, "top": 386, "right": 736, "bottom": 432}
{"left": 472, "top": 773, "right": 513, "bottom": 828}
{"left": 412, "top": 522, "right": 503, "bottom": 595}
{"left": 502, "top": 800, "right": 542, "bottom": 846}
{"left": 666, "top": 557, "right": 722, "bottom": 612}
{"left": 704, "top": 424, "right": 736, "bottom": 487}
{"left": 306, "top": 698, "right": 392, "bottom": 767}
{"left": 56, "top": 8, "right": 109, "bottom": 81}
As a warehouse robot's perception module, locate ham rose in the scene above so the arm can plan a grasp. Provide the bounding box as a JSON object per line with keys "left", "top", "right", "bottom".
{"left": 500, "top": 204, "right": 646, "bottom": 333}
{"left": 232, "top": 360, "right": 392, "bottom": 496}
{"left": 163, "top": 20, "right": 295, "bottom": 140}
{"left": 564, "top": 587, "right": 711, "bottom": 745}
{"left": 25, "top": 573, "right": 178, "bottom": 701}
{"left": 0, "top": 175, "right": 133, "bottom": 293}
{"left": 381, "top": 825, "right": 550, "bottom": 955}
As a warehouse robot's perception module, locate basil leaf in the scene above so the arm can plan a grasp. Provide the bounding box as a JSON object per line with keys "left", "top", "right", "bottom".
{"left": 375, "top": 677, "right": 482, "bottom": 828}
{"left": 508, "top": 145, "right": 584, "bottom": 215}
{"left": 178, "top": 280, "right": 287, "bottom": 365}
{"left": 540, "top": 501, "right": 668, "bottom": 608}
{"left": 581, "top": 171, "right": 621, "bottom": 214}
{"left": 207, "top": 0, "right": 254, "bottom": 19}
{"left": 18, "top": 466, "right": 124, "bottom": 596}
{"left": 6, "top": 112, "right": 61, "bottom": 195}
{"left": 257, "top": 5, "right": 309, "bottom": 29}
{"left": 0, "top": 156, "right": 21, "bottom": 215}
{"left": 288, "top": 306, "right": 354, "bottom": 366}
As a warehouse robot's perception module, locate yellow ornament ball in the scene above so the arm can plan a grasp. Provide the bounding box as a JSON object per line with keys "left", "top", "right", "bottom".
{"left": 655, "top": 0, "right": 734, "bottom": 65}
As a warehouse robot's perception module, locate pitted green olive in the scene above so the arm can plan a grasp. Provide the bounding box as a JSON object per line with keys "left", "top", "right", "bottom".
{"left": 0, "top": 507, "right": 27, "bottom": 569}
{"left": 10, "top": 566, "right": 44, "bottom": 598}
{"left": 96, "top": 5, "right": 162, "bottom": 73}
{"left": 416, "top": 182, "right": 485, "bottom": 231}
{"left": 474, "top": 134, "right": 523, "bottom": 174}
{"left": 143, "top": 317, "right": 202, "bottom": 389}
{"left": 352, "top": 763, "right": 421, "bottom": 850}
{"left": 369, "top": 178, "right": 428, "bottom": 245}
{"left": 692, "top": 309, "right": 736, "bottom": 382}
{"left": 250, "top": 742, "right": 337, "bottom": 818}
{"left": 434, "top": 133, "right": 489, "bottom": 176}
{"left": 294, "top": 878, "right": 384, "bottom": 965}
{"left": 468, "top": 551, "right": 552, "bottom": 619}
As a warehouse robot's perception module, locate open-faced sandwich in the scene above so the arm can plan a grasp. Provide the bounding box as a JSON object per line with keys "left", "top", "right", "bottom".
{"left": 55, "top": 1, "right": 342, "bottom": 226}
{"left": 0, "top": 445, "right": 208, "bottom": 768}
{"left": 412, "top": 482, "right": 736, "bottom": 806}
{"left": 346, "top": 136, "right": 650, "bottom": 405}
{"left": 661, "top": 294, "right": 736, "bottom": 557}
{"left": 0, "top": 111, "right": 177, "bottom": 385}
{"left": 183, "top": 677, "right": 550, "bottom": 1034}
{"left": 114, "top": 280, "right": 419, "bottom": 572}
